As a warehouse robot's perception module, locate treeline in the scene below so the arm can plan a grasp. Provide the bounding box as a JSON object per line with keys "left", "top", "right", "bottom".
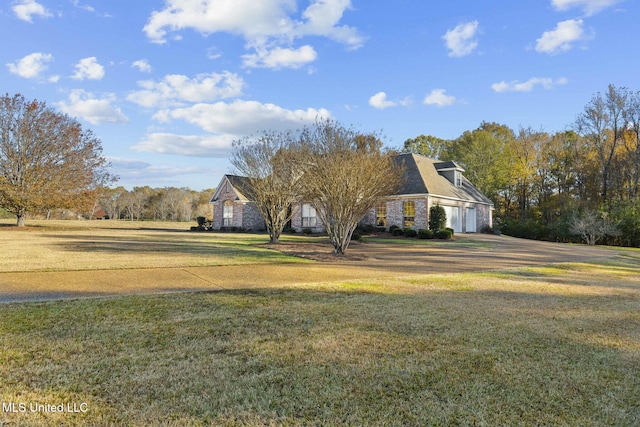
{"left": 403, "top": 84, "right": 640, "bottom": 246}
{"left": 97, "top": 187, "right": 214, "bottom": 222}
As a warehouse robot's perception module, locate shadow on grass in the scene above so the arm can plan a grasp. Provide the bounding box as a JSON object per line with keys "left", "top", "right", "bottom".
{"left": 47, "top": 233, "right": 286, "bottom": 258}
{"left": 1, "top": 284, "right": 638, "bottom": 426}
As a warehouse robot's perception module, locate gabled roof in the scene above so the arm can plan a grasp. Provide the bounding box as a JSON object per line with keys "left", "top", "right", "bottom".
{"left": 393, "top": 153, "right": 493, "bottom": 205}
{"left": 210, "top": 174, "right": 253, "bottom": 202}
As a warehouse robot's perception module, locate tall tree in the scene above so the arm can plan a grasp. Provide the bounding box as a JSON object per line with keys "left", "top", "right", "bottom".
{"left": 576, "top": 85, "right": 628, "bottom": 205}
{"left": 445, "top": 122, "right": 514, "bottom": 218}
{"left": 402, "top": 134, "right": 449, "bottom": 159}
{"left": 296, "top": 119, "right": 402, "bottom": 255}
{"left": 0, "top": 94, "right": 114, "bottom": 226}
{"left": 231, "top": 130, "right": 302, "bottom": 244}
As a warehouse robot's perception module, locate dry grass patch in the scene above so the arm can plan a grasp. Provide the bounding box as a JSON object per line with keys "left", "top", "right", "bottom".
{"left": 0, "top": 220, "right": 305, "bottom": 272}
{"left": 1, "top": 257, "right": 639, "bottom": 426}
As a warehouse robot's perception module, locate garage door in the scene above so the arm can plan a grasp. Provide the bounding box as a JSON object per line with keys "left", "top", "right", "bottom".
{"left": 466, "top": 207, "right": 477, "bottom": 233}
{"left": 443, "top": 206, "right": 461, "bottom": 233}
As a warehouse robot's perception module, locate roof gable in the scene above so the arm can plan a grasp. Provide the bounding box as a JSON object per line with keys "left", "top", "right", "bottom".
{"left": 394, "top": 153, "right": 492, "bottom": 205}
{"left": 210, "top": 174, "right": 252, "bottom": 202}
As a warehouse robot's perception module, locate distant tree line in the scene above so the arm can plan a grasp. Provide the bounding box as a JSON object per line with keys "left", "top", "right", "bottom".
{"left": 403, "top": 84, "right": 640, "bottom": 246}
{"left": 97, "top": 186, "right": 214, "bottom": 222}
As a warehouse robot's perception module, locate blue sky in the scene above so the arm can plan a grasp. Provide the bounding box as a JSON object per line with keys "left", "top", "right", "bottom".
{"left": 2, "top": 0, "right": 638, "bottom": 190}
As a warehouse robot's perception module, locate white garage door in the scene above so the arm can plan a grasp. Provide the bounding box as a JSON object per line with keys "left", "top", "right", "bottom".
{"left": 466, "top": 207, "right": 477, "bottom": 233}
{"left": 443, "top": 206, "right": 461, "bottom": 233}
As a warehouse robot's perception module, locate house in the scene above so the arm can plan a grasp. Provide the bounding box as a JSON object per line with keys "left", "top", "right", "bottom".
{"left": 210, "top": 153, "right": 493, "bottom": 233}
{"left": 359, "top": 153, "right": 493, "bottom": 233}
{"left": 209, "top": 175, "right": 265, "bottom": 230}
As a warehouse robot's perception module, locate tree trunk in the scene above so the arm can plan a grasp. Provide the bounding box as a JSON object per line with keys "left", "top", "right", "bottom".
{"left": 16, "top": 214, "right": 25, "bottom": 227}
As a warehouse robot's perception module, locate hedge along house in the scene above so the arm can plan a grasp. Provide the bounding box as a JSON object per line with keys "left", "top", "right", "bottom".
{"left": 210, "top": 153, "right": 493, "bottom": 233}
{"left": 360, "top": 153, "right": 493, "bottom": 233}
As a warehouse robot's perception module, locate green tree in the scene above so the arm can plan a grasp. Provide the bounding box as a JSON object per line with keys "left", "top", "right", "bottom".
{"left": 428, "top": 204, "right": 446, "bottom": 232}
{"left": 402, "top": 135, "right": 449, "bottom": 159}
{"left": 0, "top": 94, "right": 114, "bottom": 226}
{"left": 445, "top": 122, "right": 514, "bottom": 218}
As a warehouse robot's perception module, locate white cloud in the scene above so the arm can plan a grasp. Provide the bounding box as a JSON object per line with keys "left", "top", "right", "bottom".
{"left": 132, "top": 133, "right": 237, "bottom": 157}
{"left": 242, "top": 45, "right": 317, "bottom": 69}
{"left": 423, "top": 89, "right": 456, "bottom": 107}
{"left": 158, "top": 100, "right": 331, "bottom": 135}
{"left": 6, "top": 52, "right": 53, "bottom": 79}
{"left": 491, "top": 77, "right": 569, "bottom": 93}
{"left": 551, "top": 0, "right": 623, "bottom": 15}
{"left": 71, "top": 0, "right": 96, "bottom": 13}
{"left": 536, "top": 19, "right": 586, "bottom": 54}
{"left": 442, "top": 21, "right": 479, "bottom": 58}
{"left": 12, "top": 0, "right": 51, "bottom": 22}
{"left": 297, "top": 0, "right": 363, "bottom": 48}
{"left": 57, "top": 90, "right": 129, "bottom": 125}
{"left": 132, "top": 59, "right": 152, "bottom": 73}
{"left": 143, "top": 0, "right": 363, "bottom": 69}
{"left": 72, "top": 57, "right": 105, "bottom": 80}
{"left": 369, "top": 92, "right": 396, "bottom": 110}
{"left": 127, "top": 72, "right": 245, "bottom": 108}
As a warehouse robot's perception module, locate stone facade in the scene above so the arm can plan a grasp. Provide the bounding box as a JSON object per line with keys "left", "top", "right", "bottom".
{"left": 289, "top": 203, "right": 325, "bottom": 233}
{"left": 210, "top": 176, "right": 265, "bottom": 231}
{"left": 211, "top": 154, "right": 494, "bottom": 234}
{"left": 362, "top": 196, "right": 492, "bottom": 233}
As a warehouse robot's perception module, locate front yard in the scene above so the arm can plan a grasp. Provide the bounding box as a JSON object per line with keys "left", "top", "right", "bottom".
{"left": 0, "top": 220, "right": 638, "bottom": 425}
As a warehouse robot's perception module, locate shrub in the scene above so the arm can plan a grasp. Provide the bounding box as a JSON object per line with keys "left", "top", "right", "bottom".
{"left": 359, "top": 224, "right": 375, "bottom": 234}
{"left": 429, "top": 204, "right": 447, "bottom": 232}
{"left": 351, "top": 231, "right": 362, "bottom": 241}
{"left": 446, "top": 227, "right": 454, "bottom": 237}
{"left": 480, "top": 224, "right": 495, "bottom": 234}
{"left": 418, "top": 229, "right": 434, "bottom": 239}
{"left": 302, "top": 228, "right": 313, "bottom": 235}
{"left": 283, "top": 226, "right": 296, "bottom": 234}
{"left": 389, "top": 225, "right": 400, "bottom": 233}
{"left": 435, "top": 229, "right": 453, "bottom": 240}
{"left": 403, "top": 228, "right": 417, "bottom": 238}
{"left": 391, "top": 227, "right": 404, "bottom": 236}
{"left": 196, "top": 216, "right": 206, "bottom": 227}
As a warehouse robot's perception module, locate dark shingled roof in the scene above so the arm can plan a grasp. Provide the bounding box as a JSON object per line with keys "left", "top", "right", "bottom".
{"left": 211, "top": 174, "right": 253, "bottom": 202}
{"left": 394, "top": 153, "right": 493, "bottom": 205}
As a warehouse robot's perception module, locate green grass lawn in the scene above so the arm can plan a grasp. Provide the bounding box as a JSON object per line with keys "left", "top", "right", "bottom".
{"left": 1, "top": 259, "right": 639, "bottom": 426}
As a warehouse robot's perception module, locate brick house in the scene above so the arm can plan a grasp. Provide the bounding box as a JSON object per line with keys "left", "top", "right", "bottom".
{"left": 210, "top": 153, "right": 493, "bottom": 233}
{"left": 209, "top": 175, "right": 265, "bottom": 230}
{"left": 359, "top": 153, "right": 493, "bottom": 233}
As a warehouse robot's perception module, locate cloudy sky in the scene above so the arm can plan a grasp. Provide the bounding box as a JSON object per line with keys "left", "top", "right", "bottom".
{"left": 2, "top": 0, "right": 638, "bottom": 190}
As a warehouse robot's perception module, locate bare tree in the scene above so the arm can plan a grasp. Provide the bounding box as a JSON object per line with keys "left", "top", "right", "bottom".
{"left": 0, "top": 94, "right": 114, "bottom": 226}
{"left": 569, "top": 209, "right": 621, "bottom": 245}
{"left": 231, "top": 130, "right": 301, "bottom": 243}
{"left": 296, "top": 119, "right": 402, "bottom": 255}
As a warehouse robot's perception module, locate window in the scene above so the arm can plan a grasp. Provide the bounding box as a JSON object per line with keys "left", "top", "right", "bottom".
{"left": 223, "top": 201, "right": 233, "bottom": 227}
{"left": 403, "top": 201, "right": 415, "bottom": 227}
{"left": 455, "top": 171, "right": 462, "bottom": 187}
{"left": 376, "top": 203, "right": 387, "bottom": 227}
{"left": 302, "top": 204, "right": 317, "bottom": 227}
